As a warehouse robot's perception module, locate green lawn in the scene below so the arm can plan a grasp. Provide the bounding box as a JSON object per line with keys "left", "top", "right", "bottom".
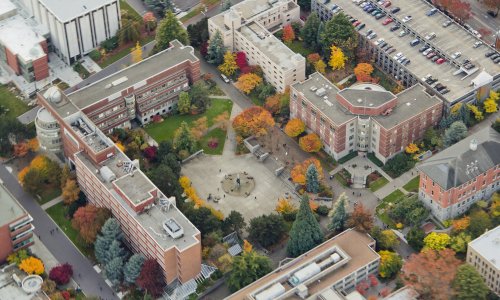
{"left": 119, "top": 0, "right": 141, "bottom": 20}
{"left": 145, "top": 98, "right": 233, "bottom": 142}
{"left": 200, "top": 128, "right": 226, "bottom": 155}
{"left": 46, "top": 203, "right": 94, "bottom": 258}
{"left": 372, "top": 68, "right": 397, "bottom": 91}
{"left": 403, "top": 176, "right": 420, "bottom": 193}
{"left": 98, "top": 35, "right": 155, "bottom": 68}
{"left": 0, "top": 85, "right": 29, "bottom": 118}
{"left": 376, "top": 189, "right": 405, "bottom": 229}
{"left": 382, "top": 189, "right": 405, "bottom": 205}
{"left": 286, "top": 41, "right": 314, "bottom": 57}
{"left": 369, "top": 177, "right": 389, "bottom": 192}
{"left": 73, "top": 63, "right": 90, "bottom": 79}
{"left": 39, "top": 187, "right": 61, "bottom": 205}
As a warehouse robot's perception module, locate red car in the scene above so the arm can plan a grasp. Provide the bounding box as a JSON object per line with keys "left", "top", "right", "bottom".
{"left": 382, "top": 18, "right": 393, "bottom": 25}
{"left": 353, "top": 21, "right": 361, "bottom": 27}
{"left": 436, "top": 58, "right": 446, "bottom": 64}
{"left": 383, "top": 1, "right": 392, "bottom": 7}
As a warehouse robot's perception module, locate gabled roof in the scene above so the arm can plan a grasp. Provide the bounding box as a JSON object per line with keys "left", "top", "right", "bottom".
{"left": 418, "top": 127, "right": 500, "bottom": 189}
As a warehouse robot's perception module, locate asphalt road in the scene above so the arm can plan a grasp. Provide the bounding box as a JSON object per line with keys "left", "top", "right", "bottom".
{"left": 462, "top": 0, "right": 499, "bottom": 44}
{"left": 0, "top": 165, "right": 117, "bottom": 300}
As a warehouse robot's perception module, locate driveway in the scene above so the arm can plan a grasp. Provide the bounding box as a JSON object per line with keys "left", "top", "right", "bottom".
{"left": 0, "top": 165, "right": 117, "bottom": 300}
{"left": 462, "top": 0, "right": 499, "bottom": 45}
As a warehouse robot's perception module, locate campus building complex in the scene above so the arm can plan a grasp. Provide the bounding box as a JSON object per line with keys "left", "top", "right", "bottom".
{"left": 20, "top": 0, "right": 121, "bottom": 64}
{"left": 0, "top": 184, "right": 34, "bottom": 263}
{"left": 467, "top": 225, "right": 500, "bottom": 296}
{"left": 312, "top": 0, "right": 500, "bottom": 108}
{"left": 291, "top": 72, "right": 442, "bottom": 163}
{"left": 208, "top": 0, "right": 305, "bottom": 92}
{"left": 225, "top": 229, "right": 380, "bottom": 300}
{"left": 417, "top": 127, "right": 500, "bottom": 221}
{"left": 0, "top": 0, "right": 49, "bottom": 82}
{"left": 35, "top": 41, "right": 204, "bottom": 286}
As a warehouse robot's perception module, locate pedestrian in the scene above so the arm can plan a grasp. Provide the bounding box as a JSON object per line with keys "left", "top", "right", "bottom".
{"left": 254, "top": 196, "right": 257, "bottom": 200}
{"left": 219, "top": 168, "right": 221, "bottom": 173}
{"left": 223, "top": 194, "right": 225, "bottom": 198}
{"left": 352, "top": 191, "right": 355, "bottom": 195}
{"left": 56, "top": 227, "right": 59, "bottom": 232}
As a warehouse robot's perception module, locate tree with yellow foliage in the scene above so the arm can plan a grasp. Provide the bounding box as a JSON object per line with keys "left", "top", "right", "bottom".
{"left": 405, "top": 143, "right": 419, "bottom": 154}
{"left": 466, "top": 104, "right": 484, "bottom": 121}
{"left": 115, "top": 142, "right": 125, "bottom": 152}
{"left": 483, "top": 90, "right": 499, "bottom": 113}
{"left": 235, "top": 73, "right": 262, "bottom": 94}
{"left": 314, "top": 60, "right": 327, "bottom": 74}
{"left": 62, "top": 179, "right": 80, "bottom": 204}
{"left": 284, "top": 118, "right": 305, "bottom": 137}
{"left": 218, "top": 51, "right": 238, "bottom": 76}
{"left": 19, "top": 257, "right": 44, "bottom": 275}
{"left": 299, "top": 133, "right": 322, "bottom": 152}
{"left": 275, "top": 198, "right": 297, "bottom": 214}
{"left": 18, "top": 167, "right": 30, "bottom": 184}
{"left": 423, "top": 232, "right": 451, "bottom": 251}
{"left": 131, "top": 42, "right": 143, "bottom": 63}
{"left": 243, "top": 240, "right": 253, "bottom": 253}
{"left": 328, "top": 45, "right": 347, "bottom": 70}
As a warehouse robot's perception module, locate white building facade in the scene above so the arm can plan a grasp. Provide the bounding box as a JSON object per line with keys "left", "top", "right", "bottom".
{"left": 20, "top": 0, "right": 120, "bottom": 64}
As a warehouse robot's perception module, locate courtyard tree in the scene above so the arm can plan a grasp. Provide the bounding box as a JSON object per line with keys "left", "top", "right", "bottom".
{"left": 314, "top": 60, "right": 327, "bottom": 74}
{"left": 378, "top": 250, "right": 402, "bottom": 278}
{"left": 218, "top": 51, "right": 238, "bottom": 76}
{"left": 450, "top": 232, "right": 472, "bottom": 254}
{"left": 329, "top": 193, "right": 348, "bottom": 231}
{"left": 173, "top": 121, "right": 197, "bottom": 155}
{"left": 155, "top": 11, "right": 189, "bottom": 51}
{"left": 347, "top": 203, "right": 373, "bottom": 233}
{"left": 328, "top": 46, "right": 347, "bottom": 70}
{"left": 131, "top": 42, "right": 143, "bottom": 63}
{"left": 297, "top": 0, "right": 311, "bottom": 11}
{"left": 453, "top": 264, "right": 490, "bottom": 300}
{"left": 189, "top": 81, "right": 210, "bottom": 111}
{"left": 177, "top": 92, "right": 191, "bottom": 114}
{"left": 222, "top": 210, "right": 246, "bottom": 236}
{"left": 143, "top": 12, "right": 157, "bottom": 32}
{"left": 301, "top": 13, "right": 321, "bottom": 50}
{"left": 282, "top": 24, "right": 295, "bottom": 44}
{"left": 49, "top": 263, "right": 73, "bottom": 285}
{"left": 467, "top": 209, "right": 493, "bottom": 239}
{"left": 206, "top": 30, "right": 226, "bottom": 65}
{"left": 187, "top": 18, "right": 209, "bottom": 48}
{"left": 228, "top": 250, "right": 272, "bottom": 292}
{"left": 19, "top": 257, "right": 44, "bottom": 275}
{"left": 136, "top": 259, "right": 165, "bottom": 298}
{"left": 401, "top": 249, "right": 461, "bottom": 299}
{"left": 299, "top": 133, "right": 322, "bottom": 152}
{"left": 287, "top": 197, "right": 324, "bottom": 257}
{"left": 124, "top": 254, "right": 145, "bottom": 285}
{"left": 232, "top": 106, "right": 274, "bottom": 138}
{"left": 291, "top": 158, "right": 323, "bottom": 185}
{"left": 406, "top": 227, "right": 426, "bottom": 251}
{"left": 444, "top": 121, "right": 468, "bottom": 147}
{"left": 145, "top": 0, "right": 173, "bottom": 17}
{"left": 354, "top": 63, "right": 374, "bottom": 82}
{"left": 95, "top": 218, "right": 122, "bottom": 265}
{"left": 72, "top": 205, "right": 111, "bottom": 244}
{"left": 191, "top": 116, "right": 208, "bottom": 140}
{"left": 235, "top": 73, "right": 263, "bottom": 94}
{"left": 62, "top": 179, "right": 80, "bottom": 205}
{"left": 305, "top": 164, "right": 320, "bottom": 193}
{"left": 147, "top": 164, "right": 183, "bottom": 200}
{"left": 372, "top": 227, "right": 399, "bottom": 250}
{"left": 248, "top": 214, "right": 287, "bottom": 248}
{"left": 118, "top": 18, "right": 141, "bottom": 46}
{"left": 284, "top": 118, "right": 305, "bottom": 137}
{"left": 483, "top": 90, "right": 499, "bottom": 113}
{"left": 320, "top": 13, "right": 358, "bottom": 56}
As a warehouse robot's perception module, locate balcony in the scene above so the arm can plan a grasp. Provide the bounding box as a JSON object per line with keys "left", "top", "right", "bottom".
{"left": 9, "top": 215, "right": 33, "bottom": 232}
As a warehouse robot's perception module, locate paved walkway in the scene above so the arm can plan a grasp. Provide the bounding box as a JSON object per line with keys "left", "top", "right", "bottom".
{"left": 41, "top": 195, "right": 63, "bottom": 210}
{"left": 0, "top": 165, "right": 117, "bottom": 300}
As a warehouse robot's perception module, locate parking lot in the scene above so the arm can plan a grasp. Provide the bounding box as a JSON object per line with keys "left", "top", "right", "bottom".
{"left": 314, "top": 0, "right": 499, "bottom": 105}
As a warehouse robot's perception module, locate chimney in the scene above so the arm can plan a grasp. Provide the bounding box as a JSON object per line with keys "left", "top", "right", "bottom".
{"left": 469, "top": 139, "right": 477, "bottom": 151}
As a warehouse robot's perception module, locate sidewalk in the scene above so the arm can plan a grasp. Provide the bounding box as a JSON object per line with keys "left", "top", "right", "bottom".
{"left": 41, "top": 195, "right": 63, "bottom": 210}
{"left": 374, "top": 168, "right": 418, "bottom": 199}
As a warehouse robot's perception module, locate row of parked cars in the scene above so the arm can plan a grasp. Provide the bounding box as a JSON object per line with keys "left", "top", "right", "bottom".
{"left": 422, "top": 74, "right": 449, "bottom": 95}
{"left": 485, "top": 51, "right": 500, "bottom": 64}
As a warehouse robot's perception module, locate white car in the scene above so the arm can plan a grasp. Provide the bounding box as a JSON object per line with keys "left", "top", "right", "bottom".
{"left": 374, "top": 38, "right": 385, "bottom": 46}
{"left": 367, "top": 32, "right": 377, "bottom": 40}
{"left": 473, "top": 41, "right": 483, "bottom": 48}
{"left": 402, "top": 15, "right": 413, "bottom": 23}
{"left": 425, "top": 32, "right": 436, "bottom": 40}
{"left": 399, "top": 30, "right": 408, "bottom": 37}
{"left": 220, "top": 73, "right": 230, "bottom": 83}
{"left": 393, "top": 52, "right": 403, "bottom": 60}
{"left": 451, "top": 51, "right": 462, "bottom": 59}
{"left": 423, "top": 48, "right": 432, "bottom": 56}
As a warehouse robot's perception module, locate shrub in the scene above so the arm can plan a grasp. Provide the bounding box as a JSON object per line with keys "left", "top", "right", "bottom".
{"left": 49, "top": 263, "right": 73, "bottom": 285}
{"left": 100, "top": 36, "right": 118, "bottom": 51}
{"left": 316, "top": 205, "right": 330, "bottom": 216}
{"left": 89, "top": 49, "right": 101, "bottom": 61}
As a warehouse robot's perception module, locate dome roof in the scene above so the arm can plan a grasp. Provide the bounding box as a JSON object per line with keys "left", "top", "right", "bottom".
{"left": 44, "top": 86, "right": 62, "bottom": 104}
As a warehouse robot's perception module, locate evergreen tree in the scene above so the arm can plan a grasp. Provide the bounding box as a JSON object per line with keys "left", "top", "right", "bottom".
{"left": 94, "top": 237, "right": 109, "bottom": 265}
{"left": 320, "top": 13, "right": 358, "bottom": 57}
{"left": 287, "top": 197, "right": 324, "bottom": 257}
{"left": 452, "top": 264, "right": 489, "bottom": 300}
{"left": 94, "top": 218, "right": 122, "bottom": 265}
{"left": 173, "top": 121, "right": 197, "bottom": 154}
{"left": 458, "top": 103, "right": 471, "bottom": 127}
{"left": 444, "top": 121, "right": 468, "bottom": 147}
{"left": 301, "top": 13, "right": 320, "bottom": 50}
{"left": 221, "top": 0, "right": 232, "bottom": 11}
{"left": 305, "top": 164, "right": 320, "bottom": 193}
{"left": 329, "top": 192, "right": 348, "bottom": 231}
{"left": 124, "top": 254, "right": 146, "bottom": 285}
{"left": 206, "top": 30, "right": 226, "bottom": 65}
{"left": 155, "top": 10, "right": 189, "bottom": 51}
{"left": 316, "top": 22, "right": 324, "bottom": 53}
{"left": 105, "top": 256, "right": 124, "bottom": 286}
{"left": 106, "top": 240, "right": 125, "bottom": 265}
{"left": 297, "top": 0, "right": 311, "bottom": 11}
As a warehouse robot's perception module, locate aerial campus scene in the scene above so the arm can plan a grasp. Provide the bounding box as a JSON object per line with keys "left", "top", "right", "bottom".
{"left": 0, "top": 0, "right": 499, "bottom": 299}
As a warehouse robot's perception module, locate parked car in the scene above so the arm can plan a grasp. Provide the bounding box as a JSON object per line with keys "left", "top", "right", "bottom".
{"left": 390, "top": 7, "right": 400, "bottom": 13}
{"left": 427, "top": 52, "right": 436, "bottom": 59}
{"left": 393, "top": 52, "right": 403, "bottom": 60}
{"left": 399, "top": 30, "right": 408, "bottom": 37}
{"left": 487, "top": 10, "right": 498, "bottom": 17}
{"left": 432, "top": 56, "right": 440, "bottom": 62}
{"left": 473, "top": 41, "right": 483, "bottom": 48}
{"left": 366, "top": 29, "right": 374, "bottom": 36}
{"left": 383, "top": 1, "right": 391, "bottom": 7}
{"left": 403, "top": 59, "right": 411, "bottom": 66}
{"left": 490, "top": 53, "right": 500, "bottom": 60}
{"left": 485, "top": 51, "right": 496, "bottom": 57}
{"left": 410, "top": 39, "right": 420, "bottom": 46}
{"left": 353, "top": 20, "right": 361, "bottom": 26}
{"left": 386, "top": 48, "right": 396, "bottom": 54}
{"left": 419, "top": 45, "right": 429, "bottom": 52}
{"left": 390, "top": 24, "right": 400, "bottom": 31}
{"left": 402, "top": 15, "right": 412, "bottom": 23}
{"left": 494, "top": 57, "right": 500, "bottom": 63}
{"left": 426, "top": 8, "right": 438, "bottom": 16}
{"left": 440, "top": 89, "right": 450, "bottom": 94}
{"left": 374, "top": 38, "right": 385, "bottom": 46}
{"left": 220, "top": 73, "right": 230, "bottom": 83}
{"left": 451, "top": 51, "right": 461, "bottom": 59}
{"left": 379, "top": 41, "right": 388, "bottom": 48}
{"left": 371, "top": 9, "right": 381, "bottom": 16}
{"left": 367, "top": 32, "right": 377, "bottom": 39}
{"left": 425, "top": 32, "right": 436, "bottom": 40}
{"left": 423, "top": 48, "right": 432, "bottom": 56}
{"left": 382, "top": 17, "right": 393, "bottom": 25}
{"left": 355, "top": 23, "right": 366, "bottom": 30}
{"left": 442, "top": 20, "right": 452, "bottom": 27}
{"left": 375, "top": 13, "right": 386, "bottom": 19}
{"left": 436, "top": 58, "right": 446, "bottom": 64}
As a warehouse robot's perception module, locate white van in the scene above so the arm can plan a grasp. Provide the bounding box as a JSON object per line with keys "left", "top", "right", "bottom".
{"left": 220, "top": 74, "right": 230, "bottom": 83}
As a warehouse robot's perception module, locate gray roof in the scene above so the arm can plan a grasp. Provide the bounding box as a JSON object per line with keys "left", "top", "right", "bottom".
{"left": 418, "top": 127, "right": 500, "bottom": 189}
{"left": 373, "top": 84, "right": 442, "bottom": 128}
{"left": 468, "top": 225, "right": 500, "bottom": 270}
{"left": 67, "top": 40, "right": 198, "bottom": 110}
{"left": 338, "top": 86, "right": 395, "bottom": 108}
{"left": 292, "top": 72, "right": 354, "bottom": 125}
{"left": 0, "top": 184, "right": 27, "bottom": 226}
{"left": 38, "top": 0, "right": 117, "bottom": 22}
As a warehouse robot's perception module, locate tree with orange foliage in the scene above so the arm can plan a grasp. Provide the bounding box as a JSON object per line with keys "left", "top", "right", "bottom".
{"left": 213, "top": 111, "right": 230, "bottom": 130}
{"left": 291, "top": 158, "right": 323, "bottom": 185}
{"left": 191, "top": 116, "right": 208, "bottom": 140}
{"left": 62, "top": 179, "right": 80, "bottom": 205}
{"left": 307, "top": 53, "right": 321, "bottom": 64}
{"left": 243, "top": 240, "right": 253, "bottom": 253}
{"left": 143, "top": 12, "right": 157, "bottom": 32}
{"left": 299, "top": 133, "right": 322, "bottom": 152}
{"left": 354, "top": 63, "right": 374, "bottom": 82}
{"left": 71, "top": 205, "right": 111, "bottom": 244}
{"left": 264, "top": 94, "right": 281, "bottom": 115}
{"left": 405, "top": 143, "right": 419, "bottom": 154}
{"left": 13, "top": 142, "right": 29, "bottom": 157}
{"left": 401, "top": 249, "right": 461, "bottom": 300}
{"left": 232, "top": 106, "right": 275, "bottom": 138}
{"left": 18, "top": 167, "right": 30, "bottom": 184}
{"left": 235, "top": 73, "right": 262, "bottom": 94}
{"left": 19, "top": 257, "right": 44, "bottom": 275}
{"left": 347, "top": 203, "right": 373, "bottom": 232}
{"left": 309, "top": 200, "right": 319, "bottom": 212}
{"left": 115, "top": 142, "right": 125, "bottom": 152}
{"left": 284, "top": 119, "right": 306, "bottom": 137}
{"left": 452, "top": 216, "right": 470, "bottom": 232}
{"left": 282, "top": 24, "right": 295, "bottom": 44}
{"left": 275, "top": 198, "right": 297, "bottom": 214}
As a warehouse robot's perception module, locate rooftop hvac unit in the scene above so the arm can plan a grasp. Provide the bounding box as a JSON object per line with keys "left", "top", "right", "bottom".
{"left": 296, "top": 284, "right": 308, "bottom": 299}
{"left": 315, "top": 88, "right": 326, "bottom": 97}
{"left": 255, "top": 283, "right": 285, "bottom": 300}
{"left": 100, "top": 166, "right": 116, "bottom": 183}
{"left": 288, "top": 263, "right": 321, "bottom": 287}
{"left": 163, "top": 218, "right": 184, "bottom": 239}
{"left": 310, "top": 86, "right": 318, "bottom": 92}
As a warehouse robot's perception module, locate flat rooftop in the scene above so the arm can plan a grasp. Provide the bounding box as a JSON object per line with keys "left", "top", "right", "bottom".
{"left": 292, "top": 72, "right": 354, "bottom": 125}
{"left": 469, "top": 225, "right": 500, "bottom": 270}
{"left": 38, "top": 0, "right": 116, "bottom": 22}
{"left": 75, "top": 150, "right": 200, "bottom": 251}
{"left": 0, "top": 184, "right": 27, "bottom": 226}
{"left": 339, "top": 84, "right": 395, "bottom": 107}
{"left": 373, "top": 84, "right": 441, "bottom": 128}
{"left": 226, "top": 229, "right": 379, "bottom": 299}
{"left": 229, "top": 0, "right": 286, "bottom": 20}
{"left": 316, "top": 0, "right": 499, "bottom": 103}
{"left": 0, "top": 0, "right": 16, "bottom": 17}
{"left": 0, "top": 14, "right": 48, "bottom": 61}
{"left": 65, "top": 40, "right": 198, "bottom": 110}
{"left": 239, "top": 22, "right": 304, "bottom": 71}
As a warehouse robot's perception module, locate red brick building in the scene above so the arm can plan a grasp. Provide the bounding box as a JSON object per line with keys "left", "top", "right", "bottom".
{"left": 0, "top": 184, "right": 34, "bottom": 263}
{"left": 290, "top": 73, "right": 443, "bottom": 163}
{"left": 35, "top": 41, "right": 207, "bottom": 290}
{"left": 417, "top": 127, "right": 500, "bottom": 221}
